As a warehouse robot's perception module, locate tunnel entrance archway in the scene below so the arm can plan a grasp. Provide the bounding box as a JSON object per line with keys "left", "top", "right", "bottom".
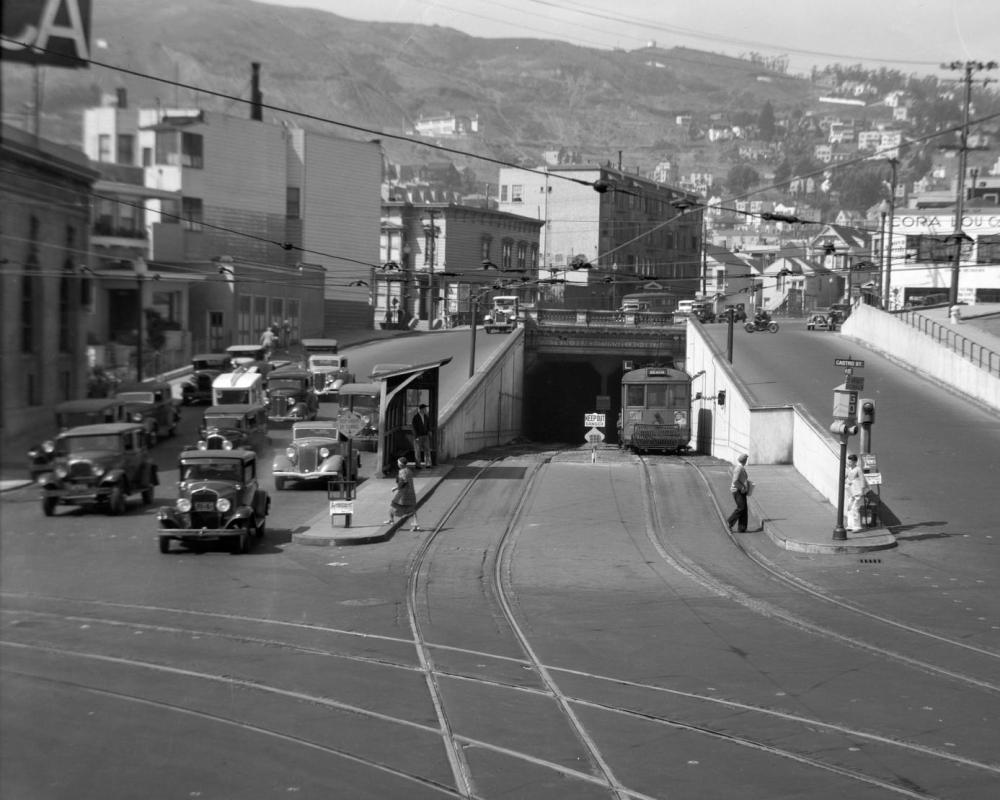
{"left": 524, "top": 360, "right": 619, "bottom": 444}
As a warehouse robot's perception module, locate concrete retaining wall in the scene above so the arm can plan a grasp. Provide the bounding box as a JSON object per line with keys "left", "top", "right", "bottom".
{"left": 436, "top": 328, "right": 525, "bottom": 460}
{"left": 841, "top": 304, "right": 999, "bottom": 413}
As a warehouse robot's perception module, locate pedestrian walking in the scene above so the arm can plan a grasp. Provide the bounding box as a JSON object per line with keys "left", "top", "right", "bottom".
{"left": 845, "top": 454, "right": 869, "bottom": 532}
{"left": 411, "top": 403, "right": 432, "bottom": 468}
{"left": 727, "top": 453, "right": 751, "bottom": 532}
{"left": 259, "top": 327, "right": 277, "bottom": 360}
{"left": 385, "top": 456, "right": 421, "bottom": 531}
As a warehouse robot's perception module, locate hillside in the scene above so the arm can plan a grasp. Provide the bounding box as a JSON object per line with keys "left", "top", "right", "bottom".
{"left": 2, "top": 0, "right": 826, "bottom": 179}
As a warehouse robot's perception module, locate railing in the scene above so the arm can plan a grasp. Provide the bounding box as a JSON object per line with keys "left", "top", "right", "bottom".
{"left": 897, "top": 309, "right": 1000, "bottom": 376}
{"left": 532, "top": 308, "right": 680, "bottom": 328}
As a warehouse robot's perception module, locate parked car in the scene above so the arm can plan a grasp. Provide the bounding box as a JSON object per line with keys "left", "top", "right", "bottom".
{"left": 38, "top": 422, "right": 159, "bottom": 516}
{"left": 181, "top": 353, "right": 233, "bottom": 405}
{"left": 114, "top": 382, "right": 181, "bottom": 446}
{"left": 26, "top": 398, "right": 131, "bottom": 480}
{"left": 157, "top": 448, "right": 269, "bottom": 554}
{"left": 266, "top": 366, "right": 319, "bottom": 424}
{"left": 691, "top": 302, "right": 716, "bottom": 324}
{"left": 197, "top": 404, "right": 269, "bottom": 453}
{"left": 271, "top": 420, "right": 361, "bottom": 490}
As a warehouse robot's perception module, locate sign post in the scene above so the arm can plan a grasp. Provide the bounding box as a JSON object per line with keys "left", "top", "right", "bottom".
{"left": 584, "top": 413, "right": 606, "bottom": 463}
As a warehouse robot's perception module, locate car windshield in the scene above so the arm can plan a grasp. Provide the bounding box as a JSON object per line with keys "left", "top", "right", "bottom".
{"left": 269, "top": 379, "right": 305, "bottom": 391}
{"left": 294, "top": 427, "right": 336, "bottom": 440}
{"left": 117, "top": 392, "right": 155, "bottom": 404}
{"left": 182, "top": 462, "right": 242, "bottom": 482}
{"left": 204, "top": 416, "right": 242, "bottom": 429}
{"left": 56, "top": 434, "right": 120, "bottom": 454}
{"left": 310, "top": 358, "right": 340, "bottom": 368}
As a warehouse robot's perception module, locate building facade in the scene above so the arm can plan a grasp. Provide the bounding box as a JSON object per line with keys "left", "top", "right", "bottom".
{"left": 1, "top": 125, "right": 98, "bottom": 446}
{"left": 375, "top": 201, "right": 543, "bottom": 329}
{"left": 496, "top": 164, "right": 702, "bottom": 309}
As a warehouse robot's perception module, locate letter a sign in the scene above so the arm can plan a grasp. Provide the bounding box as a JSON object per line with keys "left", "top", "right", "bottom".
{"left": 2, "top": 0, "right": 93, "bottom": 68}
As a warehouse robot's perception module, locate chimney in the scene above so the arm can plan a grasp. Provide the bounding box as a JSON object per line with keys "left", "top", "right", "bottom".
{"left": 116, "top": 88, "right": 127, "bottom": 109}
{"left": 251, "top": 62, "right": 263, "bottom": 121}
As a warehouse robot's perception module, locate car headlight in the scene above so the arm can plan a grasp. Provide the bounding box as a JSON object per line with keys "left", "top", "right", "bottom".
{"left": 319, "top": 446, "right": 330, "bottom": 459}
{"left": 223, "top": 440, "right": 233, "bottom": 450}
{"left": 93, "top": 465, "right": 106, "bottom": 477}
{"left": 285, "top": 446, "right": 296, "bottom": 461}
{"left": 215, "top": 498, "right": 231, "bottom": 512}
{"left": 197, "top": 440, "right": 208, "bottom": 450}
{"left": 177, "top": 498, "right": 192, "bottom": 512}
{"left": 42, "top": 440, "right": 55, "bottom": 454}
{"left": 56, "top": 466, "right": 68, "bottom": 479}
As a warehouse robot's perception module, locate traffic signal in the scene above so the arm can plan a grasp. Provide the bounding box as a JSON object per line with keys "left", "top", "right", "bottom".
{"left": 859, "top": 398, "right": 875, "bottom": 425}
{"left": 717, "top": 390, "right": 726, "bottom": 406}
{"left": 830, "top": 420, "right": 859, "bottom": 436}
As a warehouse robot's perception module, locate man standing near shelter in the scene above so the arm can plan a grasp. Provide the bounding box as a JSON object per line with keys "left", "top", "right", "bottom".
{"left": 412, "top": 403, "right": 432, "bottom": 469}
{"left": 727, "top": 453, "right": 751, "bottom": 532}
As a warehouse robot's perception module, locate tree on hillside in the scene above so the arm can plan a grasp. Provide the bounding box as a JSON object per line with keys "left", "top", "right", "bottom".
{"left": 726, "top": 164, "right": 761, "bottom": 196}
{"left": 830, "top": 163, "right": 886, "bottom": 212}
{"left": 758, "top": 101, "right": 775, "bottom": 142}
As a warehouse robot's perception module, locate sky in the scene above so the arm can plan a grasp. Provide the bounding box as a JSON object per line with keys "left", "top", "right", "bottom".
{"left": 259, "top": 0, "right": 999, "bottom": 76}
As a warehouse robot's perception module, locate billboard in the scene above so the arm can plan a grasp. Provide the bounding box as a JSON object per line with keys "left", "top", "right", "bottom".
{"left": 2, "top": 0, "right": 92, "bottom": 68}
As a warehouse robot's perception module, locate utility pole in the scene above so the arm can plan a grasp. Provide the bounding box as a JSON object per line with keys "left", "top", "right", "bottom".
{"left": 882, "top": 158, "right": 898, "bottom": 310}
{"left": 942, "top": 60, "right": 998, "bottom": 306}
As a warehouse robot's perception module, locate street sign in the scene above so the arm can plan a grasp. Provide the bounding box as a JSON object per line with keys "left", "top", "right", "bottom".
{"left": 845, "top": 376, "right": 865, "bottom": 391}
{"left": 861, "top": 453, "right": 878, "bottom": 471}
{"left": 585, "top": 427, "right": 605, "bottom": 445}
{"left": 865, "top": 473, "right": 883, "bottom": 485}
{"left": 584, "top": 413, "right": 606, "bottom": 427}
{"left": 337, "top": 411, "right": 366, "bottom": 438}
{"left": 595, "top": 395, "right": 611, "bottom": 411}
{"left": 834, "top": 358, "right": 865, "bottom": 368}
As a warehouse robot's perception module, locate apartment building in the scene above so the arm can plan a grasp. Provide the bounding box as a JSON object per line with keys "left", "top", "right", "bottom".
{"left": 496, "top": 164, "right": 702, "bottom": 308}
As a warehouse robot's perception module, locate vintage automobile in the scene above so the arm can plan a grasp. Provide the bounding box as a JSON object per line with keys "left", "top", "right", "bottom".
{"left": 39, "top": 422, "right": 159, "bottom": 516}
{"left": 180, "top": 353, "right": 233, "bottom": 405}
{"left": 225, "top": 344, "right": 274, "bottom": 377}
{"left": 303, "top": 341, "right": 354, "bottom": 400}
{"left": 691, "top": 301, "right": 716, "bottom": 324}
{"left": 806, "top": 313, "right": 836, "bottom": 331}
{"left": 266, "top": 366, "right": 319, "bottom": 424}
{"left": 721, "top": 303, "right": 748, "bottom": 323}
{"left": 483, "top": 296, "right": 519, "bottom": 334}
{"left": 212, "top": 368, "right": 266, "bottom": 406}
{"left": 197, "top": 404, "right": 269, "bottom": 453}
{"left": 27, "top": 398, "right": 131, "bottom": 480}
{"left": 157, "top": 448, "right": 269, "bottom": 554}
{"left": 114, "top": 382, "right": 181, "bottom": 445}
{"left": 271, "top": 420, "right": 362, "bottom": 491}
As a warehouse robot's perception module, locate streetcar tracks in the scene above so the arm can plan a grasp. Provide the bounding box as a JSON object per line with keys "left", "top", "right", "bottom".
{"left": 641, "top": 458, "right": 1000, "bottom": 695}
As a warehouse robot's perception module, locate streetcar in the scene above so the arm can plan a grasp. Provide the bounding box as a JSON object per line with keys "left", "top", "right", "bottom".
{"left": 617, "top": 365, "right": 692, "bottom": 453}
{"left": 619, "top": 291, "right": 679, "bottom": 314}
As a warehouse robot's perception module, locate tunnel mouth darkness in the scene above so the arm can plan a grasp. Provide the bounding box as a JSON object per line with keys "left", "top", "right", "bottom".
{"left": 524, "top": 361, "right": 618, "bottom": 443}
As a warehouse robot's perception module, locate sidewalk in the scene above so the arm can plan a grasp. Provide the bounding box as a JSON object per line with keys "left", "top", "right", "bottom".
{"left": 293, "top": 464, "right": 452, "bottom": 546}
{"left": 699, "top": 461, "right": 897, "bottom": 555}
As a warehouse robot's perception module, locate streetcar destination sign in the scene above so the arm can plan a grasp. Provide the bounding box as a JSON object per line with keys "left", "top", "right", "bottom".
{"left": 834, "top": 358, "right": 865, "bottom": 367}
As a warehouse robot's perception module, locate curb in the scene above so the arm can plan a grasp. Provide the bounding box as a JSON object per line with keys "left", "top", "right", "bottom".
{"left": 762, "top": 520, "right": 898, "bottom": 554}
{"left": 291, "top": 467, "right": 451, "bottom": 547}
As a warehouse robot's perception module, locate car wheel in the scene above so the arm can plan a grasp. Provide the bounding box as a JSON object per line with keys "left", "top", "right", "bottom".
{"left": 107, "top": 486, "right": 126, "bottom": 516}
{"left": 158, "top": 536, "right": 170, "bottom": 554}
{"left": 42, "top": 496, "right": 57, "bottom": 517}
{"left": 148, "top": 428, "right": 158, "bottom": 448}
{"left": 275, "top": 477, "right": 286, "bottom": 491}
{"left": 142, "top": 485, "right": 155, "bottom": 505}
{"left": 232, "top": 528, "right": 251, "bottom": 554}
{"left": 255, "top": 515, "right": 266, "bottom": 538}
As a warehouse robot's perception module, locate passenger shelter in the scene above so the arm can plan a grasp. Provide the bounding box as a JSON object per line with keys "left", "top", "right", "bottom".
{"left": 368, "top": 359, "right": 451, "bottom": 475}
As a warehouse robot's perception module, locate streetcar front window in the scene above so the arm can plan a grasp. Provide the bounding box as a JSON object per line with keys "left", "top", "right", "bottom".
{"left": 626, "top": 386, "right": 645, "bottom": 406}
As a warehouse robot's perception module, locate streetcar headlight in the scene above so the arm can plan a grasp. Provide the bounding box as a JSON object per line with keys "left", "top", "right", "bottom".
{"left": 177, "top": 498, "right": 192, "bottom": 512}
{"left": 215, "top": 498, "right": 231, "bottom": 512}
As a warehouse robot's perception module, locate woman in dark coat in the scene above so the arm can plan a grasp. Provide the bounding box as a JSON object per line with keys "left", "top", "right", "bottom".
{"left": 386, "top": 457, "right": 421, "bottom": 531}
